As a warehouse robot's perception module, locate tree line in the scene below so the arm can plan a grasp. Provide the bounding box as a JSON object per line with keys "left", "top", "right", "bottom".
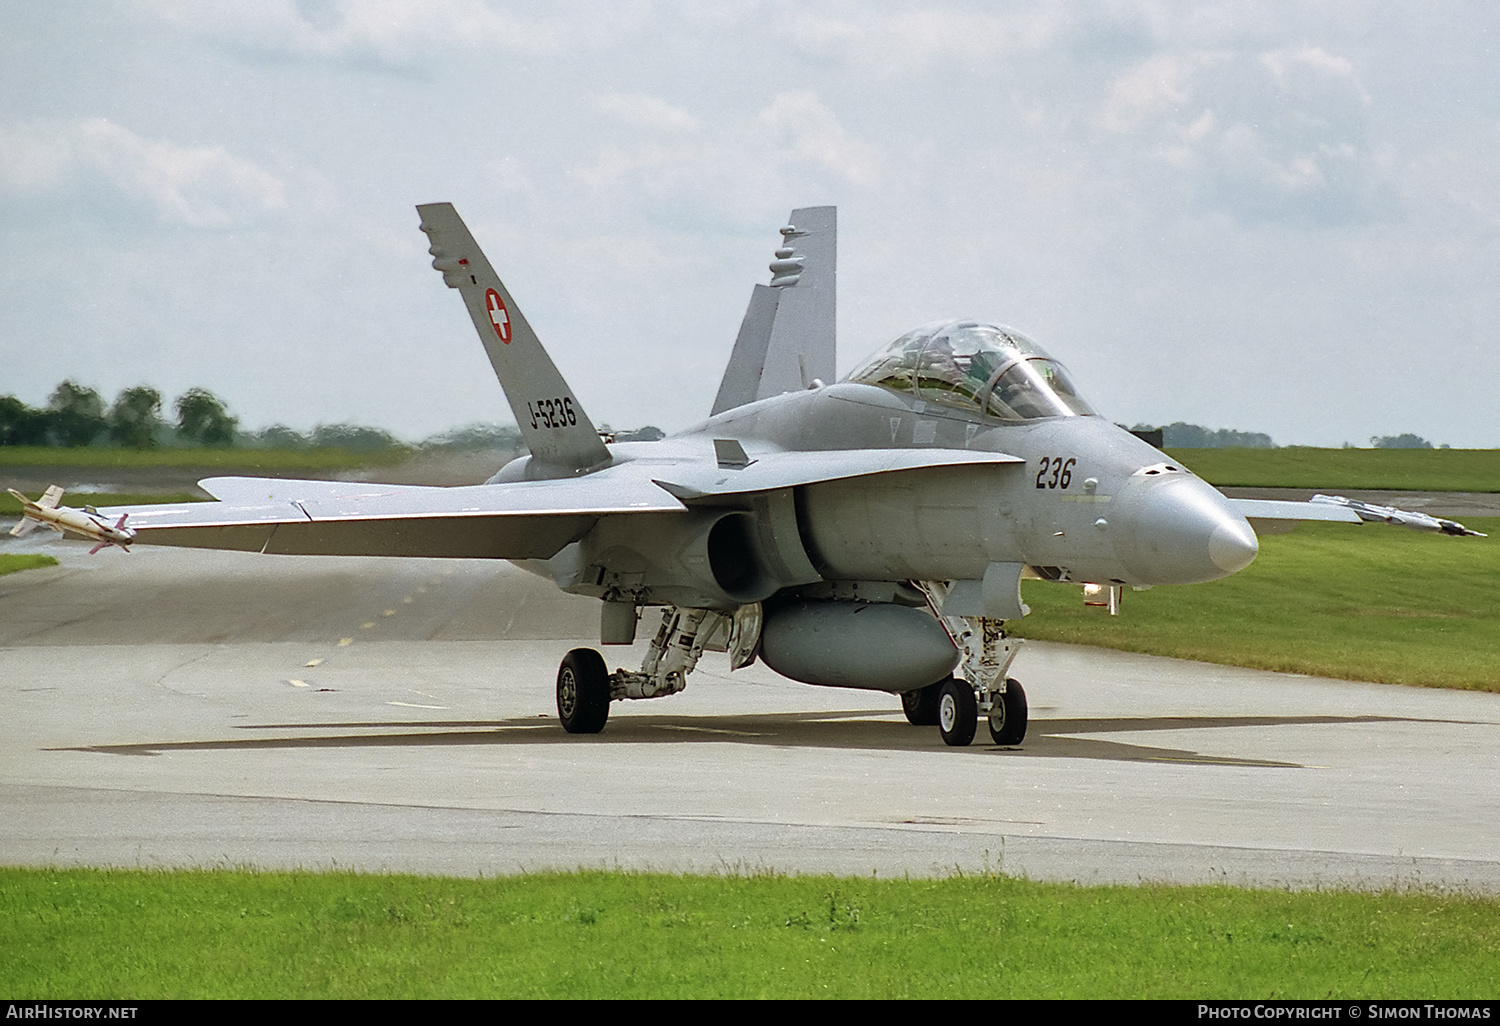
{"left": 1128, "top": 422, "right": 1447, "bottom": 449}
{"left": 0, "top": 381, "right": 401, "bottom": 452}
{"left": 1, "top": 382, "right": 238, "bottom": 448}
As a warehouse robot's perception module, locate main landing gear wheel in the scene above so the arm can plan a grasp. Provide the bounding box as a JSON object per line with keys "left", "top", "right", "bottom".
{"left": 938, "top": 678, "right": 978, "bottom": 747}
{"left": 987, "top": 678, "right": 1028, "bottom": 746}
{"left": 901, "top": 679, "right": 945, "bottom": 726}
{"left": 557, "top": 648, "right": 611, "bottom": 734}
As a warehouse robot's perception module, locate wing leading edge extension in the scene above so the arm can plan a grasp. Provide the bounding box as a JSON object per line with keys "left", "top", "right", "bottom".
{"left": 652, "top": 447, "right": 1024, "bottom": 500}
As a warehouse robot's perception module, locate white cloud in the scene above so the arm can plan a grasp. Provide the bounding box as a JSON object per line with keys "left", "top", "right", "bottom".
{"left": 137, "top": 0, "right": 643, "bottom": 68}
{"left": 570, "top": 90, "right": 878, "bottom": 210}
{"left": 1099, "top": 43, "right": 1383, "bottom": 225}
{"left": 1099, "top": 52, "right": 1223, "bottom": 133}
{"left": 595, "top": 93, "right": 699, "bottom": 134}
{"left": 776, "top": 4, "right": 1067, "bottom": 73}
{"left": 0, "top": 119, "right": 287, "bottom": 227}
{"left": 756, "top": 91, "right": 879, "bottom": 185}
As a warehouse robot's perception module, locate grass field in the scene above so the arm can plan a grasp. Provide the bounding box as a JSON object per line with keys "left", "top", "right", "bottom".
{"left": 1012, "top": 517, "right": 1500, "bottom": 691}
{"left": 1165, "top": 447, "right": 1500, "bottom": 492}
{"left": 0, "top": 445, "right": 405, "bottom": 471}
{"left": 2, "top": 869, "right": 1496, "bottom": 999}
{"left": 0, "top": 553, "right": 57, "bottom": 576}
{"left": 0, "top": 492, "right": 207, "bottom": 517}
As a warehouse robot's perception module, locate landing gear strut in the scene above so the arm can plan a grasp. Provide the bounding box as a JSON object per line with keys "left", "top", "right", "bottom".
{"left": 916, "top": 583, "right": 1029, "bottom": 748}
{"left": 552, "top": 605, "right": 741, "bottom": 733}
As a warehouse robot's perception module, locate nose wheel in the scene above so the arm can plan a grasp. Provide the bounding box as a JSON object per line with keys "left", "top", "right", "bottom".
{"left": 937, "top": 678, "right": 978, "bottom": 746}
{"left": 986, "top": 678, "right": 1028, "bottom": 746}
{"left": 933, "top": 677, "right": 1028, "bottom": 748}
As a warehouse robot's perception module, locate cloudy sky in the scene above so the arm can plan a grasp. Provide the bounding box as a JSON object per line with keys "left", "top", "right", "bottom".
{"left": 2, "top": 1, "right": 1498, "bottom": 446}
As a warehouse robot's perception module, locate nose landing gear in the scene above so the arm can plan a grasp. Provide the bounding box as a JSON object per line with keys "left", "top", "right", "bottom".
{"left": 910, "top": 589, "right": 1029, "bottom": 748}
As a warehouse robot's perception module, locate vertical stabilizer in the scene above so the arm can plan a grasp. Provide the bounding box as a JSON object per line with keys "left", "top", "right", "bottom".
{"left": 417, "top": 203, "right": 610, "bottom": 472}
{"left": 711, "top": 206, "right": 836, "bottom": 415}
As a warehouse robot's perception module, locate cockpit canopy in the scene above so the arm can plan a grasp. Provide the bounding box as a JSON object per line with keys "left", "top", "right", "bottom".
{"left": 846, "top": 320, "right": 1096, "bottom": 422}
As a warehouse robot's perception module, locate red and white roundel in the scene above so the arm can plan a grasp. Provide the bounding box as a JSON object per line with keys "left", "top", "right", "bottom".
{"left": 484, "top": 289, "right": 512, "bottom": 344}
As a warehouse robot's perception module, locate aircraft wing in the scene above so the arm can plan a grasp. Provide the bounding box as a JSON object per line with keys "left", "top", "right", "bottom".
{"left": 96, "top": 474, "right": 687, "bottom": 558}
{"left": 1224, "top": 498, "right": 1363, "bottom": 525}
{"left": 652, "top": 447, "right": 1024, "bottom": 500}
{"left": 71, "top": 448, "right": 1024, "bottom": 556}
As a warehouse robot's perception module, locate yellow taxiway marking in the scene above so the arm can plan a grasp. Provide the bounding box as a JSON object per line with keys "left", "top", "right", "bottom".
{"left": 382, "top": 609, "right": 396, "bottom": 617}
{"left": 338, "top": 637, "right": 353, "bottom": 647}
{"left": 304, "top": 658, "right": 324, "bottom": 667}
{"left": 360, "top": 622, "right": 376, "bottom": 629}
{"left": 287, "top": 680, "right": 310, "bottom": 688}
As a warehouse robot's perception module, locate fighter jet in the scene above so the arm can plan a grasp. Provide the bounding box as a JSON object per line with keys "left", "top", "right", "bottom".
{"left": 8, "top": 204, "right": 1483, "bottom": 747}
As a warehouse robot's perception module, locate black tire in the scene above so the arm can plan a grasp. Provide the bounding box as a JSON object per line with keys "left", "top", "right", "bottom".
{"left": 557, "top": 648, "right": 611, "bottom": 734}
{"left": 987, "top": 678, "right": 1028, "bottom": 746}
{"left": 938, "top": 678, "right": 978, "bottom": 747}
{"left": 901, "top": 679, "right": 945, "bottom": 726}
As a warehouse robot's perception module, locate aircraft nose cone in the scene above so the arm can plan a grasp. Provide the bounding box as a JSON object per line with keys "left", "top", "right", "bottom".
{"left": 1120, "top": 476, "right": 1258, "bottom": 585}
{"left": 1208, "top": 517, "right": 1259, "bottom": 574}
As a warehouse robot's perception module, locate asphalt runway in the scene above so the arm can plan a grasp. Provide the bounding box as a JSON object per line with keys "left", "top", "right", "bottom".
{"left": 3, "top": 542, "right": 1498, "bottom": 890}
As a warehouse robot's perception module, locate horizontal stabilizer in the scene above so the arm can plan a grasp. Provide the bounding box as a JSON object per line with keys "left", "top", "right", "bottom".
{"left": 198, "top": 477, "right": 439, "bottom": 504}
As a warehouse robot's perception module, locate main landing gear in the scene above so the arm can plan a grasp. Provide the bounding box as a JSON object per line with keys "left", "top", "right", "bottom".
{"left": 555, "top": 605, "right": 748, "bottom": 734}
{"left": 556, "top": 649, "right": 611, "bottom": 734}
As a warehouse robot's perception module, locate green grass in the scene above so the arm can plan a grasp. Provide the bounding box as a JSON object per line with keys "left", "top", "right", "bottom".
{"left": 0, "top": 492, "right": 207, "bottom": 517}
{"left": 2, "top": 868, "right": 1496, "bottom": 999}
{"left": 0, "top": 553, "right": 58, "bottom": 576}
{"left": 0, "top": 445, "right": 406, "bottom": 470}
{"left": 1013, "top": 517, "right": 1500, "bottom": 691}
{"left": 1167, "top": 447, "right": 1500, "bottom": 492}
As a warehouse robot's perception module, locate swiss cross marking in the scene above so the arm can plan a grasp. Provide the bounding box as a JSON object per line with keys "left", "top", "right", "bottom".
{"left": 484, "top": 289, "right": 512, "bottom": 343}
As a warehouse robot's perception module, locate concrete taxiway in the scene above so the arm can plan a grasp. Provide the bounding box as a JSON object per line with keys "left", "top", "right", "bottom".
{"left": 2, "top": 542, "right": 1497, "bottom": 890}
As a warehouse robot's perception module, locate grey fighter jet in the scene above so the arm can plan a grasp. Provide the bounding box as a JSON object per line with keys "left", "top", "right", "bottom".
{"left": 10, "top": 205, "right": 1483, "bottom": 747}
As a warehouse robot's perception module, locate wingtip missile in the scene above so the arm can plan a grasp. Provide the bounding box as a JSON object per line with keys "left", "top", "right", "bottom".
{"left": 1311, "top": 494, "right": 1486, "bottom": 537}
{"left": 6, "top": 487, "right": 138, "bottom": 550}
